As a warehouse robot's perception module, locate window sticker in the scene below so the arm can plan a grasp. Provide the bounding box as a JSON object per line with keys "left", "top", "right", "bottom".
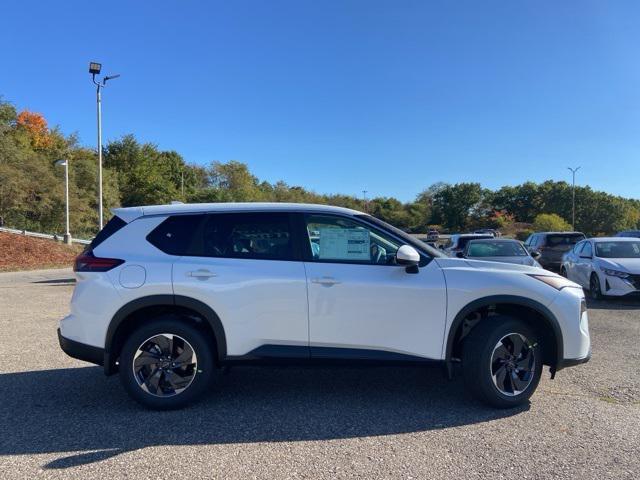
{"left": 318, "top": 228, "right": 370, "bottom": 261}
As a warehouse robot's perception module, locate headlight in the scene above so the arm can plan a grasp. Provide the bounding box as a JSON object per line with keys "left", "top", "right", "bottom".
{"left": 599, "top": 267, "right": 629, "bottom": 278}
{"left": 528, "top": 274, "right": 576, "bottom": 290}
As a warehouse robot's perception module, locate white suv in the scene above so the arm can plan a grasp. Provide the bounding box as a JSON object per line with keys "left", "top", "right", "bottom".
{"left": 59, "top": 203, "right": 591, "bottom": 409}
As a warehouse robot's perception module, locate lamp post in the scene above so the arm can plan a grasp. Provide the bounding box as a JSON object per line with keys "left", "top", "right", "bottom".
{"left": 567, "top": 166, "right": 581, "bottom": 231}
{"left": 89, "top": 62, "right": 120, "bottom": 230}
{"left": 362, "top": 190, "right": 368, "bottom": 213}
{"left": 56, "top": 159, "right": 71, "bottom": 244}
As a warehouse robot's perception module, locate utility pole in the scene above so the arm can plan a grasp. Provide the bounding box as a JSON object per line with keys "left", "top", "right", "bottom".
{"left": 567, "top": 166, "right": 581, "bottom": 231}
{"left": 89, "top": 62, "right": 120, "bottom": 230}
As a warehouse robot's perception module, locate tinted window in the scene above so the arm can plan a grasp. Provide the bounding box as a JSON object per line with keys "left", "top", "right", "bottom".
{"left": 545, "top": 233, "right": 585, "bottom": 247}
{"left": 89, "top": 215, "right": 127, "bottom": 250}
{"left": 202, "top": 213, "right": 293, "bottom": 260}
{"left": 147, "top": 214, "right": 204, "bottom": 255}
{"left": 457, "top": 235, "right": 493, "bottom": 250}
{"left": 305, "top": 214, "right": 401, "bottom": 265}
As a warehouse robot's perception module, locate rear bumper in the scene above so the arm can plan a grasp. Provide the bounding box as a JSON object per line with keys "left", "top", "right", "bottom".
{"left": 58, "top": 328, "right": 104, "bottom": 366}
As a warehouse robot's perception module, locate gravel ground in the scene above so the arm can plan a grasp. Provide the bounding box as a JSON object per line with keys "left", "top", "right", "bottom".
{"left": 0, "top": 268, "right": 638, "bottom": 479}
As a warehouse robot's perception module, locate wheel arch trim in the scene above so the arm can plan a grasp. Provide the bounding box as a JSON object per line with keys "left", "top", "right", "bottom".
{"left": 104, "top": 294, "right": 227, "bottom": 374}
{"left": 444, "top": 295, "right": 564, "bottom": 372}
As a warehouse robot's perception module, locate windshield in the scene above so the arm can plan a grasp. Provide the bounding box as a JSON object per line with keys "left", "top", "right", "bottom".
{"left": 357, "top": 215, "right": 445, "bottom": 258}
{"left": 467, "top": 240, "right": 528, "bottom": 257}
{"left": 595, "top": 241, "right": 640, "bottom": 259}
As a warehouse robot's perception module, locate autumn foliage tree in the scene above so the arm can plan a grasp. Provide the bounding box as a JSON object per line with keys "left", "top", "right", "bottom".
{"left": 16, "top": 110, "right": 53, "bottom": 149}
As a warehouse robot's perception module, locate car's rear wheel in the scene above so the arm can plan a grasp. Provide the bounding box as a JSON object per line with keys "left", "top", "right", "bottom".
{"left": 119, "top": 315, "right": 217, "bottom": 409}
{"left": 463, "top": 317, "right": 542, "bottom": 408}
{"left": 589, "top": 273, "right": 603, "bottom": 301}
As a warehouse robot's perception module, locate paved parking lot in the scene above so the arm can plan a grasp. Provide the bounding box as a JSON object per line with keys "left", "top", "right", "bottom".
{"left": 0, "top": 268, "right": 638, "bottom": 479}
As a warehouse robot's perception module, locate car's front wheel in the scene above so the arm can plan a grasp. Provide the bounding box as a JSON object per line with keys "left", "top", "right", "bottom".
{"left": 119, "top": 315, "right": 217, "bottom": 409}
{"left": 589, "top": 273, "right": 603, "bottom": 301}
{"left": 463, "top": 317, "right": 542, "bottom": 408}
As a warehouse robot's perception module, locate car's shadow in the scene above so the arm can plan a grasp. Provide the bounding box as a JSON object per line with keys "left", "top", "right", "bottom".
{"left": 0, "top": 365, "right": 527, "bottom": 469}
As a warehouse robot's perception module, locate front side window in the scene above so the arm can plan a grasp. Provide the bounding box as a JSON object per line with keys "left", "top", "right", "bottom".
{"left": 581, "top": 242, "right": 593, "bottom": 257}
{"left": 305, "top": 215, "right": 400, "bottom": 265}
{"left": 202, "top": 213, "right": 293, "bottom": 260}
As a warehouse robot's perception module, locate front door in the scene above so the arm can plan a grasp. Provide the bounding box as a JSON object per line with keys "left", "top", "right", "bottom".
{"left": 302, "top": 214, "right": 447, "bottom": 360}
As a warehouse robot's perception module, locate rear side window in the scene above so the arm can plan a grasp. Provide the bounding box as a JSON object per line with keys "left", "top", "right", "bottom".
{"left": 147, "top": 214, "right": 204, "bottom": 255}
{"left": 89, "top": 215, "right": 127, "bottom": 250}
{"left": 201, "top": 213, "right": 294, "bottom": 260}
{"left": 545, "top": 233, "right": 585, "bottom": 247}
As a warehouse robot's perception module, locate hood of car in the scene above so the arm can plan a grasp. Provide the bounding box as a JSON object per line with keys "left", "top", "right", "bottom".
{"left": 435, "top": 257, "right": 544, "bottom": 275}
{"left": 596, "top": 257, "right": 640, "bottom": 274}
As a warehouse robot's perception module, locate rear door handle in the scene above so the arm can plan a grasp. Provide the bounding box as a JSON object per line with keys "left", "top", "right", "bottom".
{"left": 311, "top": 276, "right": 341, "bottom": 286}
{"left": 187, "top": 269, "right": 217, "bottom": 279}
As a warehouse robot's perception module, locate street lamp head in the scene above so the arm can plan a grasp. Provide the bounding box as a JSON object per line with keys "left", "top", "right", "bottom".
{"left": 89, "top": 62, "right": 102, "bottom": 75}
{"left": 55, "top": 160, "right": 68, "bottom": 166}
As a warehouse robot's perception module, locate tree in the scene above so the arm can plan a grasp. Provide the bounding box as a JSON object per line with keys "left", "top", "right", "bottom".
{"left": 431, "top": 183, "right": 483, "bottom": 231}
{"left": 532, "top": 213, "right": 572, "bottom": 232}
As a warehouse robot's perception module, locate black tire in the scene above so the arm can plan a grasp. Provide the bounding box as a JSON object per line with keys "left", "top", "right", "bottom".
{"left": 462, "top": 317, "right": 543, "bottom": 409}
{"left": 119, "top": 314, "right": 217, "bottom": 410}
{"left": 589, "top": 273, "right": 603, "bottom": 301}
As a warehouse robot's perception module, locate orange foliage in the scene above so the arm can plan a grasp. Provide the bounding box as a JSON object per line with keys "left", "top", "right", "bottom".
{"left": 16, "top": 110, "right": 53, "bottom": 149}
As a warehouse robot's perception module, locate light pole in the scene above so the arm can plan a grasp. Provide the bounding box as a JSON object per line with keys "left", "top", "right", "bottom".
{"left": 89, "top": 62, "right": 120, "bottom": 230}
{"left": 362, "top": 190, "right": 368, "bottom": 212}
{"left": 56, "top": 159, "right": 71, "bottom": 244}
{"left": 567, "top": 166, "right": 581, "bottom": 231}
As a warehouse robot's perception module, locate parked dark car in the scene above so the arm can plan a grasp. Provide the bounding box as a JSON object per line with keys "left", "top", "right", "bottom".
{"left": 616, "top": 230, "right": 640, "bottom": 238}
{"left": 426, "top": 228, "right": 439, "bottom": 243}
{"left": 443, "top": 234, "right": 494, "bottom": 256}
{"left": 523, "top": 231, "right": 586, "bottom": 270}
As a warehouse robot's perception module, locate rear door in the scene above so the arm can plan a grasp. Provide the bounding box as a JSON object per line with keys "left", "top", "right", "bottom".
{"left": 169, "top": 212, "right": 309, "bottom": 357}
{"left": 302, "top": 213, "right": 447, "bottom": 360}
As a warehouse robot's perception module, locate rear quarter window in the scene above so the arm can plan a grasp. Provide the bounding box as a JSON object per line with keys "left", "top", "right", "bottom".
{"left": 89, "top": 215, "right": 127, "bottom": 250}
{"left": 146, "top": 214, "right": 204, "bottom": 255}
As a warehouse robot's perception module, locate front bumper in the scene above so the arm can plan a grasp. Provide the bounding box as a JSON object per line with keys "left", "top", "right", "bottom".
{"left": 58, "top": 328, "right": 104, "bottom": 366}
{"left": 556, "top": 349, "right": 591, "bottom": 371}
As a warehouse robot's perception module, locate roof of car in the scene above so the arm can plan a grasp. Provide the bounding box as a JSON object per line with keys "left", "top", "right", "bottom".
{"left": 112, "top": 202, "right": 364, "bottom": 223}
{"left": 535, "top": 231, "right": 585, "bottom": 235}
{"left": 590, "top": 237, "right": 639, "bottom": 242}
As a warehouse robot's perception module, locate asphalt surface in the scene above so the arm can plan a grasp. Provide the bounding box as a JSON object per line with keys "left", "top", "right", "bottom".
{"left": 0, "top": 268, "right": 638, "bottom": 479}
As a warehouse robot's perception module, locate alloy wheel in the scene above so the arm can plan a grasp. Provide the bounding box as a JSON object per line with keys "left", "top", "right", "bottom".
{"left": 490, "top": 333, "right": 536, "bottom": 396}
{"left": 132, "top": 333, "right": 198, "bottom": 397}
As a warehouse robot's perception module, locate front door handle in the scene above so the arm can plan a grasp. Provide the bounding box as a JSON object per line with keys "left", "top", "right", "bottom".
{"left": 311, "top": 276, "right": 341, "bottom": 286}
{"left": 187, "top": 269, "right": 217, "bottom": 279}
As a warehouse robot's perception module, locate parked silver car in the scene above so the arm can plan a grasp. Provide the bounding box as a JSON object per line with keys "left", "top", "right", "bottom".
{"left": 459, "top": 239, "right": 542, "bottom": 268}
{"left": 561, "top": 237, "right": 640, "bottom": 299}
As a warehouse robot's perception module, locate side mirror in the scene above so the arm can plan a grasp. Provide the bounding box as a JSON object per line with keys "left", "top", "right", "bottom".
{"left": 456, "top": 251, "right": 465, "bottom": 258}
{"left": 530, "top": 251, "right": 541, "bottom": 260}
{"left": 396, "top": 245, "right": 420, "bottom": 273}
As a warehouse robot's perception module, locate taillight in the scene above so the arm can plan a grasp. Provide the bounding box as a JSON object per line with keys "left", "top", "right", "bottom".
{"left": 74, "top": 252, "right": 124, "bottom": 272}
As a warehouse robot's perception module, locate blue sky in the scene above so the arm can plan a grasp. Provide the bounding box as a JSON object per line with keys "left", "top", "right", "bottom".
{"left": 2, "top": 1, "right": 639, "bottom": 202}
